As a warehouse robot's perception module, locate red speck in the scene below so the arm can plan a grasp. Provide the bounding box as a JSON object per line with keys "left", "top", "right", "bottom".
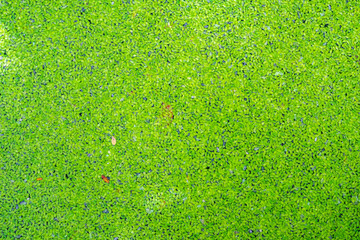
{"left": 101, "top": 175, "right": 110, "bottom": 183}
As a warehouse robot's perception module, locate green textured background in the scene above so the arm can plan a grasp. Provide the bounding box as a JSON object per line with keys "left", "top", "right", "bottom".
{"left": 1, "top": 0, "right": 359, "bottom": 239}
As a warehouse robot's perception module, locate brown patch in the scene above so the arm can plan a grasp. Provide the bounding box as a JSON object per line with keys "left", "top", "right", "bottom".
{"left": 162, "top": 103, "right": 174, "bottom": 123}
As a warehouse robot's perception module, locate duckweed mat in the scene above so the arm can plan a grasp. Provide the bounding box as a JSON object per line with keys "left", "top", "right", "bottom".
{"left": 1, "top": 0, "right": 360, "bottom": 239}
